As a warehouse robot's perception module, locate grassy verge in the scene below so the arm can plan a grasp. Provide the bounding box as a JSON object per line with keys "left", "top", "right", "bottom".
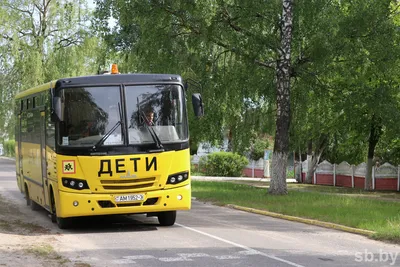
{"left": 191, "top": 171, "right": 206, "bottom": 176}
{"left": 232, "top": 181, "right": 400, "bottom": 200}
{"left": 192, "top": 181, "right": 400, "bottom": 243}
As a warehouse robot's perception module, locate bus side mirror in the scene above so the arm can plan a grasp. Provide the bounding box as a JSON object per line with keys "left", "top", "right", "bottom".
{"left": 51, "top": 96, "right": 64, "bottom": 122}
{"left": 192, "top": 93, "right": 204, "bottom": 117}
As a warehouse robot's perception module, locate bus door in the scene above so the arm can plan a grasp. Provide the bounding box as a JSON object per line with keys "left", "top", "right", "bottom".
{"left": 40, "top": 111, "right": 50, "bottom": 209}
{"left": 17, "top": 114, "right": 23, "bottom": 192}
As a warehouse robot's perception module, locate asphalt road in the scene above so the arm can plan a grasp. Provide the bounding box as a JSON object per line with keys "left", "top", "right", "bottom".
{"left": 1, "top": 158, "right": 399, "bottom": 267}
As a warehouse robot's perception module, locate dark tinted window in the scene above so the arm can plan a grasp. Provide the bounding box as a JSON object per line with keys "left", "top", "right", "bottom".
{"left": 59, "top": 86, "right": 123, "bottom": 146}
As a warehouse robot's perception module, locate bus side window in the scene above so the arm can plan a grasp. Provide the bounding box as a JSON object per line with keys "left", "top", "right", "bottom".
{"left": 46, "top": 93, "right": 56, "bottom": 150}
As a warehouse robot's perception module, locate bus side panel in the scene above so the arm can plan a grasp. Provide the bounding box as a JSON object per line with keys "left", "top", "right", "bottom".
{"left": 21, "top": 105, "right": 46, "bottom": 208}
{"left": 15, "top": 110, "right": 22, "bottom": 193}
{"left": 44, "top": 89, "right": 58, "bottom": 211}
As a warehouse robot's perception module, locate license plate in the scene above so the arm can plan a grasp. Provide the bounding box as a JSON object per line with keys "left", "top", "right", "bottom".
{"left": 115, "top": 194, "right": 144, "bottom": 202}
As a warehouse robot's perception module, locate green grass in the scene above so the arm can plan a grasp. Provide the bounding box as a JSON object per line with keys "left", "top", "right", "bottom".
{"left": 191, "top": 171, "right": 206, "bottom": 176}
{"left": 25, "top": 244, "right": 71, "bottom": 265}
{"left": 25, "top": 244, "right": 58, "bottom": 258}
{"left": 192, "top": 181, "right": 400, "bottom": 243}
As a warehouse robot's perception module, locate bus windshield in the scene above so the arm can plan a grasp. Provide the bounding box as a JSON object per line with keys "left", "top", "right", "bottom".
{"left": 58, "top": 84, "right": 188, "bottom": 147}
{"left": 126, "top": 84, "right": 188, "bottom": 145}
{"left": 59, "top": 86, "right": 123, "bottom": 146}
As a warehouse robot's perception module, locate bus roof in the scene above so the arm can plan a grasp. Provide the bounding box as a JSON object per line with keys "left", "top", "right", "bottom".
{"left": 56, "top": 73, "right": 182, "bottom": 87}
{"left": 15, "top": 73, "right": 183, "bottom": 99}
{"left": 15, "top": 81, "right": 55, "bottom": 99}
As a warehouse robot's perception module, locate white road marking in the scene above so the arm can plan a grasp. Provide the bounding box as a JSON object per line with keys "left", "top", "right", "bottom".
{"left": 124, "top": 255, "right": 155, "bottom": 260}
{"left": 111, "top": 259, "right": 137, "bottom": 264}
{"left": 215, "top": 255, "right": 242, "bottom": 260}
{"left": 238, "top": 250, "right": 261, "bottom": 255}
{"left": 177, "top": 253, "right": 211, "bottom": 258}
{"left": 158, "top": 257, "right": 193, "bottom": 262}
{"left": 176, "top": 223, "right": 305, "bottom": 267}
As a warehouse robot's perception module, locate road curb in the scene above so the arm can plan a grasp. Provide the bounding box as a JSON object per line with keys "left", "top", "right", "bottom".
{"left": 227, "top": 204, "right": 375, "bottom": 237}
{"left": 0, "top": 157, "right": 15, "bottom": 161}
{"left": 192, "top": 176, "right": 297, "bottom": 183}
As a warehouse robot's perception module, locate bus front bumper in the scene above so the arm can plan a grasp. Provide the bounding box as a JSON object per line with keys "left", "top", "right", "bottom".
{"left": 57, "top": 184, "right": 191, "bottom": 218}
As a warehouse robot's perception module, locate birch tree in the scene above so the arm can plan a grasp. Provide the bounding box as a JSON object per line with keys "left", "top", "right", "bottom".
{"left": 0, "top": 0, "right": 102, "bottom": 138}
{"left": 268, "top": 0, "right": 294, "bottom": 194}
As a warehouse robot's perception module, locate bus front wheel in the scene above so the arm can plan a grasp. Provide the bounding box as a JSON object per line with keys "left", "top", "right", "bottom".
{"left": 56, "top": 217, "right": 73, "bottom": 229}
{"left": 24, "top": 184, "right": 30, "bottom": 206}
{"left": 50, "top": 191, "right": 72, "bottom": 229}
{"left": 157, "top": 211, "right": 176, "bottom": 226}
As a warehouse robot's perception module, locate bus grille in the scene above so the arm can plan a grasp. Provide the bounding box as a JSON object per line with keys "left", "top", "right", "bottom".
{"left": 100, "top": 177, "right": 156, "bottom": 190}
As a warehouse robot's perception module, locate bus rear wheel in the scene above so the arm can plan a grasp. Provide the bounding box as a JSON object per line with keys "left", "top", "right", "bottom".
{"left": 25, "top": 184, "right": 39, "bottom": 211}
{"left": 157, "top": 211, "right": 176, "bottom": 226}
{"left": 30, "top": 200, "right": 40, "bottom": 211}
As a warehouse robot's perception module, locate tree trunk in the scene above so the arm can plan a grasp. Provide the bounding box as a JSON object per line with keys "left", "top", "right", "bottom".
{"left": 365, "top": 157, "right": 374, "bottom": 191}
{"left": 305, "top": 139, "right": 313, "bottom": 183}
{"left": 269, "top": 0, "right": 294, "bottom": 195}
{"left": 365, "top": 115, "right": 382, "bottom": 190}
{"left": 305, "top": 135, "right": 328, "bottom": 184}
{"left": 227, "top": 129, "right": 233, "bottom": 152}
{"left": 297, "top": 147, "right": 302, "bottom": 182}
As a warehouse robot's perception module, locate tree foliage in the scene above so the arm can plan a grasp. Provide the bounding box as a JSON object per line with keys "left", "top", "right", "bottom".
{"left": 94, "top": 0, "right": 279, "bottom": 143}
{"left": 1, "top": 0, "right": 399, "bottom": 194}
{"left": 94, "top": 0, "right": 297, "bottom": 193}
{"left": 289, "top": 0, "right": 400, "bottom": 187}
{"left": 0, "top": 0, "right": 104, "bottom": 138}
{"left": 93, "top": 0, "right": 400, "bottom": 192}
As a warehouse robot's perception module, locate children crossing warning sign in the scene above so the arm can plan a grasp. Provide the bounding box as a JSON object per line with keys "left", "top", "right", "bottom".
{"left": 62, "top": 160, "right": 76, "bottom": 174}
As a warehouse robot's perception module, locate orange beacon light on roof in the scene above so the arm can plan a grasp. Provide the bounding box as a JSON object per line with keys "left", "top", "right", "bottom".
{"left": 111, "top": 64, "right": 119, "bottom": 74}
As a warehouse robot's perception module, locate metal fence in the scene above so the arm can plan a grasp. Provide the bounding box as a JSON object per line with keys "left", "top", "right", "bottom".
{"left": 296, "top": 160, "right": 400, "bottom": 191}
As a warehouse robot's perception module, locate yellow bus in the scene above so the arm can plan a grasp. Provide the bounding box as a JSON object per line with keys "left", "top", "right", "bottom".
{"left": 14, "top": 67, "right": 204, "bottom": 229}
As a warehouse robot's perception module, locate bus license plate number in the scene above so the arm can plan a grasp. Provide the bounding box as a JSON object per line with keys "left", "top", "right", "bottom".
{"left": 115, "top": 194, "right": 144, "bottom": 202}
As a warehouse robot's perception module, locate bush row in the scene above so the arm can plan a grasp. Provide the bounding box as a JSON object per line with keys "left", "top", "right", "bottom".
{"left": 3, "top": 140, "right": 15, "bottom": 157}
{"left": 198, "top": 152, "right": 249, "bottom": 177}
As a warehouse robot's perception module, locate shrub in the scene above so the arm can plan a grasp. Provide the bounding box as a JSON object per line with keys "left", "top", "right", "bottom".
{"left": 200, "top": 152, "right": 249, "bottom": 177}
{"left": 248, "top": 138, "right": 270, "bottom": 161}
{"left": 4, "top": 140, "right": 15, "bottom": 157}
{"left": 190, "top": 163, "right": 199, "bottom": 173}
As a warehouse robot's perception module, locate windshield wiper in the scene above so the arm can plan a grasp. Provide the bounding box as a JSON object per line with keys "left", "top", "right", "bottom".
{"left": 140, "top": 111, "right": 164, "bottom": 151}
{"left": 92, "top": 103, "right": 123, "bottom": 151}
{"left": 92, "top": 121, "right": 121, "bottom": 151}
{"left": 118, "top": 102, "right": 126, "bottom": 143}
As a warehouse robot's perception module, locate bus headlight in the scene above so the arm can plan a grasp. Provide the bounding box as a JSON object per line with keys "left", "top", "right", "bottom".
{"left": 62, "top": 178, "right": 89, "bottom": 190}
{"left": 167, "top": 172, "right": 189, "bottom": 185}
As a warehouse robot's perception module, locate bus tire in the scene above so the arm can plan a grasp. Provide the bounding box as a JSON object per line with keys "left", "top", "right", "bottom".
{"left": 49, "top": 190, "right": 71, "bottom": 229}
{"left": 30, "top": 200, "right": 40, "bottom": 211}
{"left": 24, "top": 184, "right": 31, "bottom": 206}
{"left": 50, "top": 191, "right": 57, "bottom": 223}
{"left": 157, "top": 211, "right": 176, "bottom": 226}
{"left": 56, "top": 217, "right": 73, "bottom": 230}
